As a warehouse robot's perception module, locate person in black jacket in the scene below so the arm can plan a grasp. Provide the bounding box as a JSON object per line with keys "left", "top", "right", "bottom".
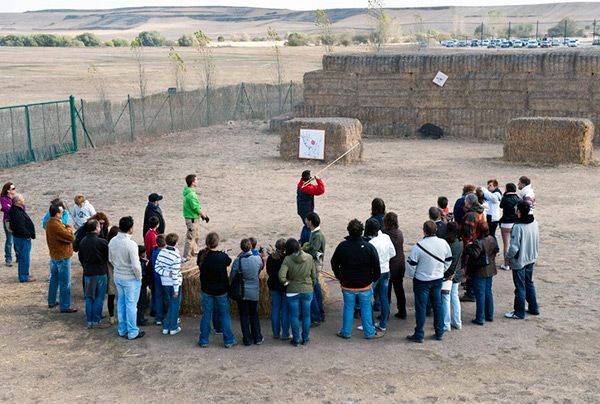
{"left": 499, "top": 183, "right": 521, "bottom": 270}
{"left": 142, "top": 193, "right": 165, "bottom": 238}
{"left": 9, "top": 194, "right": 36, "bottom": 282}
{"left": 331, "top": 219, "right": 382, "bottom": 340}
{"left": 266, "top": 238, "right": 290, "bottom": 340}
{"left": 78, "top": 220, "right": 111, "bottom": 329}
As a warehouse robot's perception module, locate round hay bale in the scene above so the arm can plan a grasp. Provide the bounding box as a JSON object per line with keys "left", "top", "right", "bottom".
{"left": 180, "top": 261, "right": 330, "bottom": 318}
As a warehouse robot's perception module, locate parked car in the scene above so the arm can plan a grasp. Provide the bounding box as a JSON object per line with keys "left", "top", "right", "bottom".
{"left": 527, "top": 40, "right": 539, "bottom": 48}
{"left": 552, "top": 38, "right": 560, "bottom": 46}
{"left": 487, "top": 41, "right": 497, "bottom": 48}
{"left": 481, "top": 39, "right": 490, "bottom": 47}
{"left": 470, "top": 39, "right": 480, "bottom": 47}
{"left": 445, "top": 40, "right": 456, "bottom": 48}
{"left": 500, "top": 40, "right": 512, "bottom": 48}
{"left": 512, "top": 39, "right": 523, "bottom": 48}
{"left": 593, "top": 39, "right": 600, "bottom": 46}
{"left": 540, "top": 40, "right": 551, "bottom": 48}
{"left": 457, "top": 40, "right": 468, "bottom": 47}
{"left": 568, "top": 39, "right": 578, "bottom": 47}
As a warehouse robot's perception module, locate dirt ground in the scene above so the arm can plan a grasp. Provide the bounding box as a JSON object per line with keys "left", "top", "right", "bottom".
{"left": 0, "top": 122, "right": 598, "bottom": 402}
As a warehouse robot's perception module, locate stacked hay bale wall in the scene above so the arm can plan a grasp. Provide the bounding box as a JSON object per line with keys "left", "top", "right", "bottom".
{"left": 280, "top": 117, "right": 363, "bottom": 163}
{"left": 504, "top": 117, "right": 594, "bottom": 165}
{"left": 180, "top": 262, "right": 330, "bottom": 317}
{"left": 299, "top": 51, "right": 600, "bottom": 144}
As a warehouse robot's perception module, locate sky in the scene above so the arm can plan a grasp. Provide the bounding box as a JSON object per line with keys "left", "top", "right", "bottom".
{"left": 0, "top": 0, "right": 592, "bottom": 13}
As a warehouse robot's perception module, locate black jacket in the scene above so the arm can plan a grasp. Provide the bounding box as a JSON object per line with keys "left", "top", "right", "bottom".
{"left": 331, "top": 235, "right": 381, "bottom": 289}
{"left": 78, "top": 233, "right": 109, "bottom": 276}
{"left": 199, "top": 250, "right": 232, "bottom": 296}
{"left": 143, "top": 202, "right": 165, "bottom": 237}
{"left": 266, "top": 255, "right": 286, "bottom": 292}
{"left": 499, "top": 193, "right": 521, "bottom": 224}
{"left": 9, "top": 205, "right": 35, "bottom": 239}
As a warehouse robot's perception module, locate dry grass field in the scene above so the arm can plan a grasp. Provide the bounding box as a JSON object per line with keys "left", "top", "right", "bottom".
{"left": 0, "top": 122, "right": 599, "bottom": 402}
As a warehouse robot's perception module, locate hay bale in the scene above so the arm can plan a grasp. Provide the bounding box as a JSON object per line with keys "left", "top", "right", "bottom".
{"left": 180, "top": 261, "right": 330, "bottom": 318}
{"left": 504, "top": 117, "right": 594, "bottom": 165}
{"left": 269, "top": 112, "right": 294, "bottom": 133}
{"left": 279, "top": 117, "right": 363, "bottom": 163}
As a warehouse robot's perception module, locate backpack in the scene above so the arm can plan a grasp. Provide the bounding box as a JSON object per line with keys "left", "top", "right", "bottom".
{"left": 228, "top": 256, "right": 246, "bottom": 300}
{"left": 466, "top": 239, "right": 489, "bottom": 268}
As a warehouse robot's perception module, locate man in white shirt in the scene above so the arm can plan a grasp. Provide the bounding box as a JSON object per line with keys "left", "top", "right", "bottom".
{"left": 108, "top": 216, "right": 144, "bottom": 340}
{"left": 365, "top": 218, "right": 396, "bottom": 332}
{"left": 406, "top": 220, "right": 452, "bottom": 343}
{"left": 518, "top": 176, "right": 536, "bottom": 215}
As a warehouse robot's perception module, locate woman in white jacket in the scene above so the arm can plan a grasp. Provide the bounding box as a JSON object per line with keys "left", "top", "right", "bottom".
{"left": 480, "top": 180, "right": 502, "bottom": 246}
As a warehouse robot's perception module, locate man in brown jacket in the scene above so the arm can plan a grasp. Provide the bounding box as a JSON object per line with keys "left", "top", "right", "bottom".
{"left": 46, "top": 204, "right": 77, "bottom": 313}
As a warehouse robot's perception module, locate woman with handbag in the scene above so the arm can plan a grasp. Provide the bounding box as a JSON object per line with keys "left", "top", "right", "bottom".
{"left": 466, "top": 221, "right": 497, "bottom": 326}
{"left": 230, "top": 238, "right": 264, "bottom": 346}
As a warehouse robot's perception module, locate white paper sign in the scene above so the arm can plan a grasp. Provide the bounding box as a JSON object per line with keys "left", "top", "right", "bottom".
{"left": 433, "top": 71, "right": 448, "bottom": 87}
{"left": 299, "top": 129, "right": 325, "bottom": 160}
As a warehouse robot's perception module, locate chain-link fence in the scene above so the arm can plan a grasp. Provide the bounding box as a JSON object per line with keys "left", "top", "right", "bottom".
{"left": 0, "top": 81, "right": 303, "bottom": 168}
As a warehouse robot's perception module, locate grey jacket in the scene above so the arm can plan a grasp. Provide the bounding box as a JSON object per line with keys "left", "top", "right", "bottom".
{"left": 230, "top": 252, "right": 263, "bottom": 301}
{"left": 506, "top": 218, "right": 539, "bottom": 270}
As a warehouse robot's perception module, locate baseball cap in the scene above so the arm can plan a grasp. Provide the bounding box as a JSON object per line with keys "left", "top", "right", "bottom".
{"left": 148, "top": 193, "right": 163, "bottom": 202}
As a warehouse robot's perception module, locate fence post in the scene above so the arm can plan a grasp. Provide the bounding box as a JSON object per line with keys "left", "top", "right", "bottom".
{"left": 128, "top": 94, "right": 136, "bottom": 141}
{"left": 80, "top": 99, "right": 87, "bottom": 147}
{"left": 168, "top": 93, "right": 174, "bottom": 132}
{"left": 24, "top": 105, "right": 35, "bottom": 161}
{"left": 206, "top": 85, "right": 210, "bottom": 126}
{"left": 69, "top": 95, "right": 78, "bottom": 152}
{"left": 290, "top": 81, "right": 293, "bottom": 111}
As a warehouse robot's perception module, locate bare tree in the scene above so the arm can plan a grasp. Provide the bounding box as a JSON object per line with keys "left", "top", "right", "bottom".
{"left": 368, "top": 0, "right": 392, "bottom": 51}
{"left": 88, "top": 64, "right": 114, "bottom": 137}
{"left": 168, "top": 47, "right": 186, "bottom": 91}
{"left": 193, "top": 30, "right": 215, "bottom": 89}
{"left": 267, "top": 27, "right": 285, "bottom": 112}
{"left": 130, "top": 37, "right": 148, "bottom": 130}
{"left": 315, "top": 9, "right": 335, "bottom": 53}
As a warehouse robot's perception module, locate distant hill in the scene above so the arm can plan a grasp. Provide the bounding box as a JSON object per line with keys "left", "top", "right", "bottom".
{"left": 0, "top": 3, "right": 599, "bottom": 40}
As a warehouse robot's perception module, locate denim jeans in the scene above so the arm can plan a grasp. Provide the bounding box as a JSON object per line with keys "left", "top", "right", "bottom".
{"left": 199, "top": 292, "right": 236, "bottom": 346}
{"left": 84, "top": 275, "right": 107, "bottom": 325}
{"left": 115, "top": 276, "right": 142, "bottom": 339}
{"left": 48, "top": 258, "right": 72, "bottom": 311}
{"left": 287, "top": 292, "right": 313, "bottom": 344}
{"left": 512, "top": 264, "right": 539, "bottom": 318}
{"left": 269, "top": 290, "right": 290, "bottom": 338}
{"left": 340, "top": 288, "right": 375, "bottom": 338}
{"left": 310, "top": 276, "right": 325, "bottom": 323}
{"left": 238, "top": 299, "right": 262, "bottom": 345}
{"left": 373, "top": 272, "right": 390, "bottom": 329}
{"left": 413, "top": 278, "right": 444, "bottom": 340}
{"left": 152, "top": 273, "right": 164, "bottom": 322}
{"left": 442, "top": 282, "right": 462, "bottom": 329}
{"left": 472, "top": 276, "right": 494, "bottom": 323}
{"left": 13, "top": 237, "right": 31, "bottom": 282}
{"left": 3, "top": 221, "right": 14, "bottom": 264}
{"left": 163, "top": 285, "right": 182, "bottom": 332}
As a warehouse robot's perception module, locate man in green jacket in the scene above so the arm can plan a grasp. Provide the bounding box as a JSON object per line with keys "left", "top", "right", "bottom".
{"left": 182, "top": 174, "right": 209, "bottom": 260}
{"left": 302, "top": 211, "right": 326, "bottom": 325}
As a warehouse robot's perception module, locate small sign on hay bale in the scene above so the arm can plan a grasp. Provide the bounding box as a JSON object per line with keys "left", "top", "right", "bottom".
{"left": 279, "top": 117, "right": 362, "bottom": 163}
{"left": 504, "top": 117, "right": 594, "bottom": 165}
{"left": 180, "top": 261, "right": 329, "bottom": 318}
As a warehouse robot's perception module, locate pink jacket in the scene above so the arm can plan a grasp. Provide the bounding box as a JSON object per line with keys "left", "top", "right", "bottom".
{"left": 1, "top": 196, "right": 11, "bottom": 223}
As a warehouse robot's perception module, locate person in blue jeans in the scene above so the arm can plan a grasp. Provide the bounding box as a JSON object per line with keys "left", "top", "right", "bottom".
{"left": 151, "top": 235, "right": 166, "bottom": 325}
{"left": 302, "top": 212, "right": 326, "bottom": 326}
{"left": 78, "top": 219, "right": 111, "bottom": 328}
{"left": 45, "top": 203, "right": 77, "bottom": 312}
{"left": 1, "top": 182, "right": 17, "bottom": 267}
{"left": 197, "top": 232, "right": 236, "bottom": 348}
{"left": 266, "top": 238, "right": 290, "bottom": 339}
{"left": 155, "top": 233, "right": 183, "bottom": 336}
{"left": 465, "top": 222, "right": 497, "bottom": 325}
{"left": 8, "top": 194, "right": 36, "bottom": 282}
{"left": 331, "top": 219, "right": 383, "bottom": 340}
{"left": 279, "top": 238, "right": 316, "bottom": 346}
{"left": 108, "top": 216, "right": 145, "bottom": 340}
{"left": 406, "top": 220, "right": 453, "bottom": 343}
{"left": 505, "top": 201, "right": 540, "bottom": 319}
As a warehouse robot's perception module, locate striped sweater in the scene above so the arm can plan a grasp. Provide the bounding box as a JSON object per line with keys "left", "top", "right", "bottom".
{"left": 154, "top": 246, "right": 183, "bottom": 291}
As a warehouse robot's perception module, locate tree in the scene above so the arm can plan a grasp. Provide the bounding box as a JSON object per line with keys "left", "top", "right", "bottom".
{"left": 268, "top": 27, "right": 286, "bottom": 112}
{"left": 315, "top": 9, "right": 335, "bottom": 53}
{"left": 474, "top": 23, "right": 494, "bottom": 38}
{"left": 177, "top": 35, "right": 194, "bottom": 46}
{"left": 111, "top": 38, "right": 129, "bottom": 47}
{"left": 136, "top": 31, "right": 166, "bottom": 47}
{"left": 548, "top": 18, "right": 578, "bottom": 37}
{"left": 130, "top": 37, "right": 148, "bottom": 128}
{"left": 168, "top": 47, "right": 186, "bottom": 91}
{"left": 368, "top": 0, "right": 392, "bottom": 51}
{"left": 352, "top": 34, "right": 370, "bottom": 44}
{"left": 193, "top": 30, "right": 215, "bottom": 89}
{"left": 75, "top": 32, "right": 103, "bottom": 47}
{"left": 286, "top": 32, "right": 310, "bottom": 46}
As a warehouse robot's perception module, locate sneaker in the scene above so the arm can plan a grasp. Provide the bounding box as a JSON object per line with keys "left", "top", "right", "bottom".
{"left": 48, "top": 303, "right": 58, "bottom": 309}
{"left": 119, "top": 333, "right": 128, "bottom": 339}
{"left": 504, "top": 311, "right": 524, "bottom": 319}
{"left": 444, "top": 326, "right": 451, "bottom": 332}
{"left": 61, "top": 307, "right": 78, "bottom": 313}
{"left": 22, "top": 277, "right": 37, "bottom": 283}
{"left": 527, "top": 310, "right": 540, "bottom": 316}
{"left": 406, "top": 334, "right": 424, "bottom": 343}
{"left": 301, "top": 339, "right": 309, "bottom": 345}
{"left": 290, "top": 340, "right": 300, "bottom": 347}
{"left": 162, "top": 329, "right": 169, "bottom": 335}
{"left": 376, "top": 325, "right": 387, "bottom": 332}
{"left": 368, "top": 332, "right": 384, "bottom": 339}
{"left": 214, "top": 329, "right": 223, "bottom": 335}
{"left": 311, "top": 321, "right": 321, "bottom": 328}
{"left": 155, "top": 320, "right": 162, "bottom": 326}
{"left": 435, "top": 334, "right": 443, "bottom": 341}
{"left": 451, "top": 324, "right": 462, "bottom": 330}
{"left": 131, "top": 331, "right": 146, "bottom": 340}
{"left": 224, "top": 341, "right": 237, "bottom": 349}
{"left": 471, "top": 319, "right": 484, "bottom": 326}
{"left": 170, "top": 327, "right": 182, "bottom": 335}
{"left": 254, "top": 337, "right": 265, "bottom": 345}
{"left": 500, "top": 264, "right": 510, "bottom": 271}
{"left": 198, "top": 343, "right": 208, "bottom": 348}
{"left": 109, "top": 316, "right": 116, "bottom": 325}
{"left": 336, "top": 332, "right": 350, "bottom": 340}
{"left": 357, "top": 325, "right": 364, "bottom": 331}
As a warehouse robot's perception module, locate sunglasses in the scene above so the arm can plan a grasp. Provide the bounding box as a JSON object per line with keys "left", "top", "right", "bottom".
{"left": 9, "top": 187, "right": 15, "bottom": 190}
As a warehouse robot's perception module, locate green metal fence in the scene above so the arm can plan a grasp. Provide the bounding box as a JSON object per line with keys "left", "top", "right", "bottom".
{"left": 0, "top": 82, "right": 302, "bottom": 169}
{"left": 0, "top": 96, "right": 78, "bottom": 168}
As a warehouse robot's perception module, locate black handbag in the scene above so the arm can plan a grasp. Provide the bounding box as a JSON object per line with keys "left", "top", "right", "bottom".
{"left": 228, "top": 257, "right": 246, "bottom": 300}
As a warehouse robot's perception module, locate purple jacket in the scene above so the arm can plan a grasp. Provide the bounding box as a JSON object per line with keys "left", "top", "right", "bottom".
{"left": 1, "top": 196, "right": 11, "bottom": 222}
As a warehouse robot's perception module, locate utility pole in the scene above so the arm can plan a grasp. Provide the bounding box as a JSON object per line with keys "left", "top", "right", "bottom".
{"left": 594, "top": 19, "right": 597, "bottom": 42}
{"left": 536, "top": 20, "right": 539, "bottom": 40}
{"left": 480, "top": 22, "right": 484, "bottom": 42}
{"left": 564, "top": 19, "right": 568, "bottom": 43}
{"left": 508, "top": 21, "right": 512, "bottom": 40}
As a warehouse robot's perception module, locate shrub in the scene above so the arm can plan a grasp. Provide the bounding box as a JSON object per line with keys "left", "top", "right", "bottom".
{"left": 286, "top": 32, "right": 310, "bottom": 46}
{"left": 111, "top": 38, "right": 129, "bottom": 47}
{"left": 178, "top": 35, "right": 194, "bottom": 46}
{"left": 75, "top": 32, "right": 103, "bottom": 47}
{"left": 352, "top": 34, "right": 370, "bottom": 44}
{"left": 136, "top": 31, "right": 166, "bottom": 47}
{"left": 217, "top": 36, "right": 225, "bottom": 42}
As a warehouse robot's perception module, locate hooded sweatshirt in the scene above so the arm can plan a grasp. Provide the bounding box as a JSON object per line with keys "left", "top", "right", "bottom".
{"left": 506, "top": 215, "right": 539, "bottom": 269}
{"left": 331, "top": 235, "right": 381, "bottom": 290}
{"left": 279, "top": 251, "right": 316, "bottom": 294}
{"left": 182, "top": 186, "right": 201, "bottom": 219}
{"left": 462, "top": 203, "right": 486, "bottom": 244}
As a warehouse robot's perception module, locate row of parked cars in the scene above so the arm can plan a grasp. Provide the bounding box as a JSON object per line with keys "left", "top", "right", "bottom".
{"left": 442, "top": 38, "right": 579, "bottom": 48}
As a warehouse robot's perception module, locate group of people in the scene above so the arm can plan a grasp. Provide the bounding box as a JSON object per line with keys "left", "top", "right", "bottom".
{"left": 0, "top": 171, "right": 540, "bottom": 346}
